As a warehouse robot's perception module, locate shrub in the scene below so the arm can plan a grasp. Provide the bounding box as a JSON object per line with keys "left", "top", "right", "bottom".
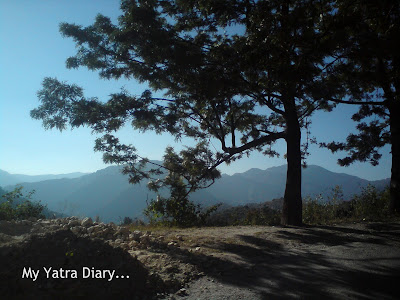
{"left": 144, "top": 194, "right": 221, "bottom": 227}
{"left": 122, "top": 216, "right": 133, "bottom": 225}
{"left": 303, "top": 185, "right": 344, "bottom": 224}
{"left": 351, "top": 184, "right": 390, "bottom": 220}
{"left": 144, "top": 173, "right": 221, "bottom": 227}
{"left": 0, "top": 185, "right": 46, "bottom": 220}
{"left": 205, "top": 203, "right": 281, "bottom": 227}
{"left": 242, "top": 206, "right": 281, "bottom": 226}
{"left": 120, "top": 216, "right": 145, "bottom": 226}
{"left": 303, "top": 184, "right": 391, "bottom": 224}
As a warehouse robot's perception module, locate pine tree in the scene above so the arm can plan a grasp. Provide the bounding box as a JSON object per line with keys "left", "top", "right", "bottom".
{"left": 31, "top": 0, "right": 339, "bottom": 225}
{"left": 320, "top": 0, "right": 400, "bottom": 213}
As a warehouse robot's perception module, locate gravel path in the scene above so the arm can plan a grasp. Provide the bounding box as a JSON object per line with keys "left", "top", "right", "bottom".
{"left": 161, "top": 222, "right": 400, "bottom": 300}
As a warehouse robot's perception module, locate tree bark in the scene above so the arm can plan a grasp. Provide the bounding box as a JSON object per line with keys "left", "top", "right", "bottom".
{"left": 281, "top": 103, "right": 303, "bottom": 226}
{"left": 378, "top": 55, "right": 400, "bottom": 214}
{"left": 388, "top": 101, "right": 400, "bottom": 214}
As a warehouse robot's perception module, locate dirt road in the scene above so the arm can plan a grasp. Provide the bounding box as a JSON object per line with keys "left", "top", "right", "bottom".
{"left": 159, "top": 222, "right": 400, "bottom": 299}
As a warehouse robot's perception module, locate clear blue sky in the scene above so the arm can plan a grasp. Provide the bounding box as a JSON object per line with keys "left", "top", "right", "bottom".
{"left": 0, "top": 0, "right": 391, "bottom": 181}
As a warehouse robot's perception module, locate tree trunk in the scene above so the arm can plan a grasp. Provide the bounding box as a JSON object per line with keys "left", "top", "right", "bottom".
{"left": 279, "top": 2, "right": 302, "bottom": 226}
{"left": 389, "top": 101, "right": 400, "bottom": 214}
{"left": 281, "top": 107, "right": 303, "bottom": 226}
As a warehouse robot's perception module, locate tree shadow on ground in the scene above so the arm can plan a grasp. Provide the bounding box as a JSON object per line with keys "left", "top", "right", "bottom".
{"left": 163, "top": 224, "right": 400, "bottom": 299}
{"left": 365, "top": 222, "right": 400, "bottom": 239}
{"left": 275, "top": 225, "right": 388, "bottom": 246}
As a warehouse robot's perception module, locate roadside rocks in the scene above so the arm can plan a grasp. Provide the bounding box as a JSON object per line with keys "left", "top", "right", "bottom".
{"left": 81, "top": 217, "right": 93, "bottom": 227}
{"left": 0, "top": 217, "right": 191, "bottom": 254}
{"left": 0, "top": 217, "right": 203, "bottom": 298}
{"left": 0, "top": 217, "right": 160, "bottom": 251}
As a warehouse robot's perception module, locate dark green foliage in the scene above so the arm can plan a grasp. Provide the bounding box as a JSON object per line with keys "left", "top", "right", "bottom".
{"left": 0, "top": 186, "right": 46, "bottom": 221}
{"left": 351, "top": 184, "right": 390, "bottom": 220}
{"left": 122, "top": 216, "right": 133, "bottom": 225}
{"left": 303, "top": 185, "right": 344, "bottom": 224}
{"left": 206, "top": 203, "right": 281, "bottom": 227}
{"left": 144, "top": 174, "right": 221, "bottom": 227}
{"left": 120, "top": 216, "right": 145, "bottom": 226}
{"left": 0, "top": 186, "right": 6, "bottom": 198}
{"left": 144, "top": 195, "right": 221, "bottom": 227}
{"left": 303, "top": 185, "right": 391, "bottom": 224}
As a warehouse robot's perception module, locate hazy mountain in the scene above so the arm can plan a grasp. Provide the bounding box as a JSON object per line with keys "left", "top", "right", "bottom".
{"left": 2, "top": 164, "right": 389, "bottom": 223}
{"left": 0, "top": 169, "right": 88, "bottom": 187}
{"left": 208, "top": 165, "right": 389, "bottom": 206}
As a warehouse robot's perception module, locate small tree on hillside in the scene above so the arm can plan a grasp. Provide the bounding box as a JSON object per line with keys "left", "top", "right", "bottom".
{"left": 0, "top": 186, "right": 46, "bottom": 220}
{"left": 31, "top": 0, "right": 341, "bottom": 225}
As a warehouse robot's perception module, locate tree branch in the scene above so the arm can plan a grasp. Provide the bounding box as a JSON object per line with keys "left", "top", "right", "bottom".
{"left": 327, "top": 97, "right": 387, "bottom": 106}
{"left": 222, "top": 131, "right": 285, "bottom": 155}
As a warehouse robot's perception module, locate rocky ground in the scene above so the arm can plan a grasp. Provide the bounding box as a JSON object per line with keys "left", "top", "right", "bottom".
{"left": 1, "top": 217, "right": 400, "bottom": 299}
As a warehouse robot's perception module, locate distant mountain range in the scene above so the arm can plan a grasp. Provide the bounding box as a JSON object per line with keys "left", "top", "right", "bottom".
{"left": 209, "top": 165, "right": 389, "bottom": 206}
{"left": 0, "top": 170, "right": 89, "bottom": 186}
{"left": 0, "top": 165, "right": 389, "bottom": 222}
